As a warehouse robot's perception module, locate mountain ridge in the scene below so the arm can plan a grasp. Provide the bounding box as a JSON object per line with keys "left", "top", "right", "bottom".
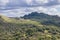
{"left": 22, "top": 12, "right": 60, "bottom": 27}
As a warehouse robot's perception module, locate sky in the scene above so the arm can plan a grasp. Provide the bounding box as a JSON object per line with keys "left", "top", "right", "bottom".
{"left": 0, "top": 0, "right": 60, "bottom": 17}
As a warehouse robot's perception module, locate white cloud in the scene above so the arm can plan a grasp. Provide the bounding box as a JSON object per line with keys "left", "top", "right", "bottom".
{"left": 0, "top": 0, "right": 9, "bottom": 6}
{"left": 25, "top": 0, "right": 32, "bottom": 5}
{"left": 35, "top": 0, "right": 49, "bottom": 4}
{"left": 0, "top": 0, "right": 60, "bottom": 17}
{"left": 1, "top": 6, "right": 60, "bottom": 17}
{"left": 58, "top": 0, "right": 60, "bottom": 3}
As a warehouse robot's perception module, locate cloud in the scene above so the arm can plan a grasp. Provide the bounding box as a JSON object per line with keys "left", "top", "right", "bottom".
{"left": 0, "top": 0, "right": 59, "bottom": 10}
{"left": 0, "top": 0, "right": 60, "bottom": 8}
{"left": 0, "top": 0, "right": 60, "bottom": 17}
{"left": 9, "top": 0, "right": 60, "bottom": 6}
{"left": 0, "top": 0, "right": 9, "bottom": 6}
{"left": 0, "top": 6, "right": 60, "bottom": 17}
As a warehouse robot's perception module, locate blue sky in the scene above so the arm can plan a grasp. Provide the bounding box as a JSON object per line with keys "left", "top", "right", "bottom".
{"left": 0, "top": 0, "right": 60, "bottom": 17}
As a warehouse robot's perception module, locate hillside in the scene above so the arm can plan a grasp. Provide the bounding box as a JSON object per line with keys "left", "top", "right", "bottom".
{"left": 0, "top": 15, "right": 60, "bottom": 40}
{"left": 22, "top": 12, "right": 60, "bottom": 27}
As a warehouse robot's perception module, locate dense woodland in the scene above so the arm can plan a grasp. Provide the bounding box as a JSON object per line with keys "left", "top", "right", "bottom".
{"left": 0, "top": 12, "right": 60, "bottom": 40}
{"left": 22, "top": 12, "right": 60, "bottom": 27}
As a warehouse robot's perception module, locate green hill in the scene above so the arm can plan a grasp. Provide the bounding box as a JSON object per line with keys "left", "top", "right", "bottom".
{"left": 22, "top": 12, "right": 60, "bottom": 27}
{"left": 0, "top": 15, "right": 60, "bottom": 40}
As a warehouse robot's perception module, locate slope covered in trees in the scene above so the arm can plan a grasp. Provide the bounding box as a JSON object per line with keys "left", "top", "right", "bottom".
{"left": 22, "top": 12, "right": 60, "bottom": 27}
{"left": 0, "top": 14, "right": 60, "bottom": 40}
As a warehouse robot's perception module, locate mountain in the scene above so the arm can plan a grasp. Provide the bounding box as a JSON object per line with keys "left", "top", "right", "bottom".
{"left": 0, "top": 15, "right": 60, "bottom": 40}
{"left": 22, "top": 12, "right": 60, "bottom": 27}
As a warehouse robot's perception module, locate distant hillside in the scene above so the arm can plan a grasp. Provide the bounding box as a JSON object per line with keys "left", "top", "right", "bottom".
{"left": 0, "top": 15, "right": 60, "bottom": 40}
{"left": 22, "top": 12, "right": 60, "bottom": 27}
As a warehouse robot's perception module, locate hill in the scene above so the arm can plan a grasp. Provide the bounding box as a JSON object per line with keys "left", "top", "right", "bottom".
{"left": 0, "top": 15, "right": 60, "bottom": 40}
{"left": 22, "top": 12, "right": 60, "bottom": 27}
